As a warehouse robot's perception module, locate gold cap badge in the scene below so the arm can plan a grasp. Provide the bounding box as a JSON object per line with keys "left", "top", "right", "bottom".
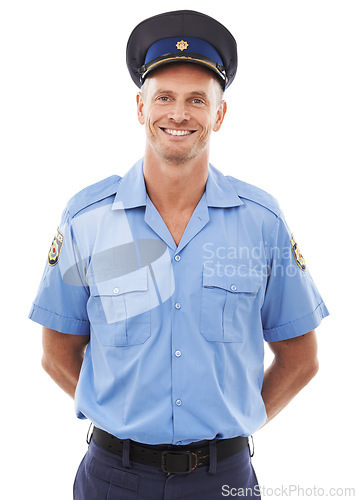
{"left": 176, "top": 40, "right": 189, "bottom": 52}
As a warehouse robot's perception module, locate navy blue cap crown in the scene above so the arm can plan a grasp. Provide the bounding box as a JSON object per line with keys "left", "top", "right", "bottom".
{"left": 126, "top": 10, "right": 238, "bottom": 89}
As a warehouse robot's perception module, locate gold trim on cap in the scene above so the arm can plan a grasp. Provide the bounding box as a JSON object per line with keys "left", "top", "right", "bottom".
{"left": 146, "top": 56, "right": 221, "bottom": 75}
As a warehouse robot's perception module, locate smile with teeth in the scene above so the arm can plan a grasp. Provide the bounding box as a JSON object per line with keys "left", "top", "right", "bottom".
{"left": 161, "top": 128, "right": 195, "bottom": 136}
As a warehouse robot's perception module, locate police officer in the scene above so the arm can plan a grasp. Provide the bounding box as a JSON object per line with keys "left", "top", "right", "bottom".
{"left": 29, "top": 10, "right": 329, "bottom": 500}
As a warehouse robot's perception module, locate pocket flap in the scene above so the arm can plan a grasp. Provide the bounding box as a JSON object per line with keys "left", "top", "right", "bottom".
{"left": 202, "top": 265, "right": 262, "bottom": 294}
{"left": 95, "top": 266, "right": 148, "bottom": 297}
{"left": 234, "top": 274, "right": 262, "bottom": 294}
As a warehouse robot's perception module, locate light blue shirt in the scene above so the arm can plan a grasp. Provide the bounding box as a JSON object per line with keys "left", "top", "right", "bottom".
{"left": 29, "top": 159, "right": 329, "bottom": 445}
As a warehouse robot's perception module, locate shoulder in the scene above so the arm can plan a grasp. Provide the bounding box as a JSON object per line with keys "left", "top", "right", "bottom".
{"left": 66, "top": 175, "right": 122, "bottom": 218}
{"left": 226, "top": 175, "right": 281, "bottom": 217}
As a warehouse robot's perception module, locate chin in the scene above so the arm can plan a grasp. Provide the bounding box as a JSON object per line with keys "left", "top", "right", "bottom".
{"left": 163, "top": 155, "right": 192, "bottom": 166}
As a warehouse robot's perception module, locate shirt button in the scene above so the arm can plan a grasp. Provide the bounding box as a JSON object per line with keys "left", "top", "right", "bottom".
{"left": 175, "top": 350, "right": 182, "bottom": 357}
{"left": 113, "top": 288, "right": 120, "bottom": 294}
{"left": 175, "top": 399, "right": 182, "bottom": 407}
{"left": 175, "top": 302, "right": 181, "bottom": 310}
{"left": 230, "top": 284, "right": 237, "bottom": 292}
{"left": 174, "top": 255, "right": 181, "bottom": 262}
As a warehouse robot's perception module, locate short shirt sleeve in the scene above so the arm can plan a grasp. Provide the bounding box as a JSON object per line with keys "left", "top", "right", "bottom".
{"left": 261, "top": 213, "right": 329, "bottom": 342}
{"left": 29, "top": 208, "right": 90, "bottom": 335}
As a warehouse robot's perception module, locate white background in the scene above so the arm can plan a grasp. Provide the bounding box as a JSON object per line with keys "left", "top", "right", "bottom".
{"left": 1, "top": 0, "right": 355, "bottom": 498}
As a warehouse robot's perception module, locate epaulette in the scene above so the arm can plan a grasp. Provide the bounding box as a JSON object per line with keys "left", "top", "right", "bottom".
{"left": 226, "top": 175, "right": 281, "bottom": 217}
{"left": 67, "top": 175, "right": 122, "bottom": 218}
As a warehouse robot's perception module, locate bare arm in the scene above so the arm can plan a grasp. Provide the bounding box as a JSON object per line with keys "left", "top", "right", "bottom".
{"left": 42, "top": 327, "right": 90, "bottom": 399}
{"left": 261, "top": 330, "right": 319, "bottom": 425}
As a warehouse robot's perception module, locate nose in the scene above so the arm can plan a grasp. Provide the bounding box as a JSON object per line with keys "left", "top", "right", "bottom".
{"left": 167, "top": 100, "right": 190, "bottom": 123}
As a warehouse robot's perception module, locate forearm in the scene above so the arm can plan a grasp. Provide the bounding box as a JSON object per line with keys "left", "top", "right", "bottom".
{"left": 261, "top": 359, "right": 317, "bottom": 423}
{"left": 42, "top": 352, "right": 84, "bottom": 399}
{"left": 42, "top": 328, "right": 89, "bottom": 399}
{"left": 261, "top": 332, "right": 319, "bottom": 425}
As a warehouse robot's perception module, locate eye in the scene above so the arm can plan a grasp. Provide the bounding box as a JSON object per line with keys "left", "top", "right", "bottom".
{"left": 157, "top": 96, "right": 170, "bottom": 102}
{"left": 192, "top": 98, "right": 203, "bottom": 104}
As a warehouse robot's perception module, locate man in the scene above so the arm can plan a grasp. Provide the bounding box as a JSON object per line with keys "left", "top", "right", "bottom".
{"left": 29, "top": 10, "right": 329, "bottom": 500}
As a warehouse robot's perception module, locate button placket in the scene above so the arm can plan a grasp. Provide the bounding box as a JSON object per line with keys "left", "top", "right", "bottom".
{"left": 171, "top": 251, "right": 186, "bottom": 441}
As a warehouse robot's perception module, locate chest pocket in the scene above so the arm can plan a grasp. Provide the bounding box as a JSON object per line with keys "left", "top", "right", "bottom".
{"left": 87, "top": 267, "right": 151, "bottom": 346}
{"left": 200, "top": 265, "right": 262, "bottom": 342}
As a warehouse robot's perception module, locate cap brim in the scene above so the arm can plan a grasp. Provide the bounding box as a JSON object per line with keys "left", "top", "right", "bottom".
{"left": 140, "top": 53, "right": 226, "bottom": 86}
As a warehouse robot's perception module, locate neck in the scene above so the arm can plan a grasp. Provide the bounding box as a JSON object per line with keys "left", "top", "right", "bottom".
{"left": 143, "top": 147, "right": 209, "bottom": 213}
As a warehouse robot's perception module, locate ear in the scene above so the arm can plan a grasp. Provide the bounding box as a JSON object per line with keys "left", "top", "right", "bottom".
{"left": 136, "top": 92, "right": 145, "bottom": 125}
{"left": 213, "top": 100, "right": 227, "bottom": 132}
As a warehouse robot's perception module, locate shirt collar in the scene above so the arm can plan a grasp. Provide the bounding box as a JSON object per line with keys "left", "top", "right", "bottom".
{"left": 112, "top": 159, "right": 243, "bottom": 210}
{"left": 205, "top": 164, "right": 243, "bottom": 208}
{"left": 112, "top": 159, "right": 147, "bottom": 210}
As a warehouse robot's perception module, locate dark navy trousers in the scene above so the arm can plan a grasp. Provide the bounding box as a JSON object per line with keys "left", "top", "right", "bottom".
{"left": 73, "top": 437, "right": 261, "bottom": 499}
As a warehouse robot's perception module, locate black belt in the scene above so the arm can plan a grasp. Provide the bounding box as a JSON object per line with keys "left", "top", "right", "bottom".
{"left": 92, "top": 427, "right": 249, "bottom": 474}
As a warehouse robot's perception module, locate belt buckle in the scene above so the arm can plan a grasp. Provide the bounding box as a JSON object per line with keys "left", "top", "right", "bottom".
{"left": 161, "top": 450, "right": 197, "bottom": 474}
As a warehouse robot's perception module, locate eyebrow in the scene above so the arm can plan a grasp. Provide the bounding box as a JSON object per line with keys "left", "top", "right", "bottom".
{"left": 152, "top": 89, "right": 210, "bottom": 100}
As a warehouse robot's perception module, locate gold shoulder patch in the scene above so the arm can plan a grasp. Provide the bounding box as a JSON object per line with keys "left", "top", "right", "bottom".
{"left": 48, "top": 228, "right": 64, "bottom": 266}
{"left": 291, "top": 234, "right": 307, "bottom": 271}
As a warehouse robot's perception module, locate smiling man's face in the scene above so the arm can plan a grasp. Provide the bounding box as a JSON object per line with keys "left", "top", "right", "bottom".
{"left": 137, "top": 64, "right": 227, "bottom": 166}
